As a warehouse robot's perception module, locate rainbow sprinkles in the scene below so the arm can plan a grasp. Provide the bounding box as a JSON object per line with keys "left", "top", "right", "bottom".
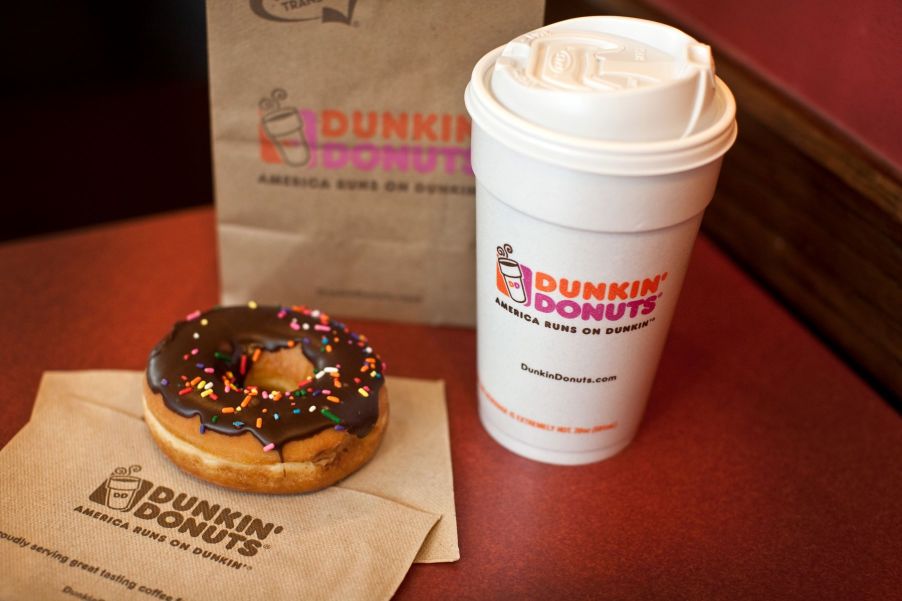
{"left": 146, "top": 303, "right": 385, "bottom": 454}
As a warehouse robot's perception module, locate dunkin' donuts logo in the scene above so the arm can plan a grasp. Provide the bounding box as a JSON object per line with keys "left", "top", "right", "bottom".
{"left": 496, "top": 243, "right": 668, "bottom": 322}
{"left": 90, "top": 465, "right": 152, "bottom": 512}
{"left": 259, "top": 89, "right": 311, "bottom": 167}
{"left": 496, "top": 244, "right": 531, "bottom": 304}
{"left": 258, "top": 88, "right": 473, "bottom": 175}
{"left": 250, "top": 0, "right": 357, "bottom": 25}
{"left": 81, "top": 465, "right": 284, "bottom": 559}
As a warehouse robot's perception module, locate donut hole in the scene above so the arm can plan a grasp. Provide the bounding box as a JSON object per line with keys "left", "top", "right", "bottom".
{"left": 244, "top": 346, "right": 315, "bottom": 392}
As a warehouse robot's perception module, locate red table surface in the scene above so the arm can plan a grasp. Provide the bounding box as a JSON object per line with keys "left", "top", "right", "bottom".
{"left": 1, "top": 208, "right": 899, "bottom": 600}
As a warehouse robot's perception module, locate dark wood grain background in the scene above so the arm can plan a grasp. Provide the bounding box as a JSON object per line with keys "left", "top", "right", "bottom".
{"left": 549, "top": 0, "right": 902, "bottom": 405}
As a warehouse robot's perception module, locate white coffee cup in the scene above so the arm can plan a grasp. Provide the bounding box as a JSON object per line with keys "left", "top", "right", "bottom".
{"left": 465, "top": 17, "right": 737, "bottom": 465}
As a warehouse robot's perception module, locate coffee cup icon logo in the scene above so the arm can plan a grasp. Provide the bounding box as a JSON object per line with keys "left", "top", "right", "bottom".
{"left": 103, "top": 465, "right": 145, "bottom": 511}
{"left": 497, "top": 244, "right": 527, "bottom": 304}
{"left": 250, "top": 0, "right": 357, "bottom": 25}
{"left": 260, "top": 88, "right": 310, "bottom": 166}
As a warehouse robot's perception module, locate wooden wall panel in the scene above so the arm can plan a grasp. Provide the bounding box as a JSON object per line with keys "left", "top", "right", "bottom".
{"left": 547, "top": 0, "right": 902, "bottom": 402}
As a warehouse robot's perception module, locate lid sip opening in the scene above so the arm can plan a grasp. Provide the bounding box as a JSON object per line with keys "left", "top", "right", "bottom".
{"left": 465, "top": 16, "right": 738, "bottom": 176}
{"left": 489, "top": 16, "right": 718, "bottom": 142}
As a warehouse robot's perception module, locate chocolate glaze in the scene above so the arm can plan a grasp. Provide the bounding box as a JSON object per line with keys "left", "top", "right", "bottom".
{"left": 147, "top": 306, "right": 384, "bottom": 449}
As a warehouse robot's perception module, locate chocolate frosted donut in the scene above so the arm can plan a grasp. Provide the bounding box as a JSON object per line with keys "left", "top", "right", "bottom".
{"left": 142, "top": 304, "right": 388, "bottom": 493}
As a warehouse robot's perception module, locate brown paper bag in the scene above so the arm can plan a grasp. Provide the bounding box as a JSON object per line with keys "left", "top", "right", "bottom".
{"left": 1, "top": 371, "right": 456, "bottom": 601}
{"left": 208, "top": 0, "right": 545, "bottom": 326}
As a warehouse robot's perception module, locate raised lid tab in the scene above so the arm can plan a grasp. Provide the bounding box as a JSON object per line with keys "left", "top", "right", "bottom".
{"left": 490, "top": 17, "right": 717, "bottom": 142}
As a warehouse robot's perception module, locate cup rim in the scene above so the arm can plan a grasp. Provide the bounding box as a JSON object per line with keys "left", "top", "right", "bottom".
{"left": 465, "top": 44, "right": 737, "bottom": 176}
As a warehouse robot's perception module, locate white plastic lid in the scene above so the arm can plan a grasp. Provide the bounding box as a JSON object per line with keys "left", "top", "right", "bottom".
{"left": 466, "top": 16, "right": 737, "bottom": 175}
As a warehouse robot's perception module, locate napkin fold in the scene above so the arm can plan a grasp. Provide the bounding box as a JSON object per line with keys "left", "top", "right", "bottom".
{"left": 1, "top": 370, "right": 458, "bottom": 601}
